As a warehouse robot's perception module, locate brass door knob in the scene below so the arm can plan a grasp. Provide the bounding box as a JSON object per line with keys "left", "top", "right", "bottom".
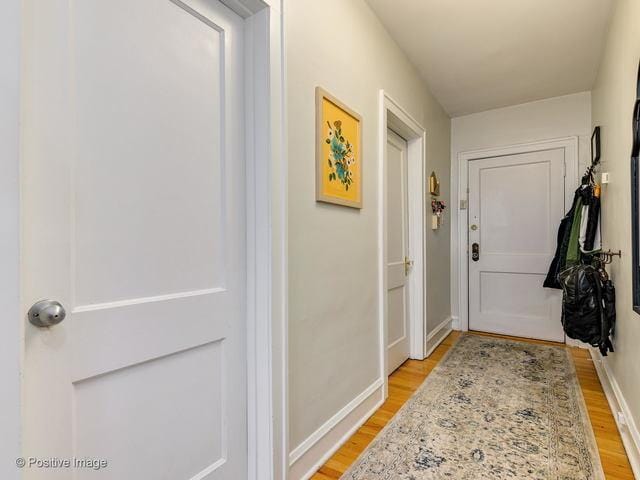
{"left": 404, "top": 256, "right": 414, "bottom": 275}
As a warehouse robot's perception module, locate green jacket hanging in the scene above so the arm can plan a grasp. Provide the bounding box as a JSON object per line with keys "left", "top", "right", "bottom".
{"left": 565, "top": 196, "right": 583, "bottom": 265}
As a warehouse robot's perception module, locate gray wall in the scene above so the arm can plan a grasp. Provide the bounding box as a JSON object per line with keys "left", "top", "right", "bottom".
{"left": 591, "top": 0, "right": 640, "bottom": 443}
{"left": 286, "top": 0, "right": 451, "bottom": 452}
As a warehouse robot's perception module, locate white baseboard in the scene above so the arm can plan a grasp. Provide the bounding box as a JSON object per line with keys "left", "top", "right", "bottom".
{"left": 288, "top": 378, "right": 384, "bottom": 480}
{"left": 425, "top": 317, "right": 453, "bottom": 359}
{"left": 589, "top": 349, "right": 640, "bottom": 479}
{"left": 451, "top": 315, "right": 460, "bottom": 331}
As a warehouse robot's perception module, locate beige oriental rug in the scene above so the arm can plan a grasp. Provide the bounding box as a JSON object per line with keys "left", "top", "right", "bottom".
{"left": 341, "top": 334, "right": 604, "bottom": 480}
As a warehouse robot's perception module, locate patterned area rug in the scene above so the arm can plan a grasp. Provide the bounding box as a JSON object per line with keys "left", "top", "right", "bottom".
{"left": 341, "top": 334, "right": 604, "bottom": 480}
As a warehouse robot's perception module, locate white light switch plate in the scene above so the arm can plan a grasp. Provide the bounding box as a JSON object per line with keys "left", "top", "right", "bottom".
{"left": 601, "top": 172, "right": 611, "bottom": 184}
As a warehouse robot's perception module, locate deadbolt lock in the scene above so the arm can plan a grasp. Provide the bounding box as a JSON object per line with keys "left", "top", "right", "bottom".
{"left": 471, "top": 243, "right": 480, "bottom": 262}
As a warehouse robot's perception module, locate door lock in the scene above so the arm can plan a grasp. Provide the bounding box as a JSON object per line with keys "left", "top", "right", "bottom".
{"left": 28, "top": 299, "right": 66, "bottom": 328}
{"left": 471, "top": 243, "right": 480, "bottom": 262}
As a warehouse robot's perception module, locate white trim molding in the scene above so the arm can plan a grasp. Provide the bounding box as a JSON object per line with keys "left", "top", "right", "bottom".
{"left": 242, "top": 1, "right": 287, "bottom": 479}
{"left": 590, "top": 349, "right": 640, "bottom": 478}
{"left": 455, "top": 137, "right": 579, "bottom": 334}
{"left": 378, "top": 91, "right": 427, "bottom": 395}
{"left": 425, "top": 317, "right": 453, "bottom": 358}
{"left": 0, "top": 1, "right": 21, "bottom": 478}
{"left": 288, "top": 379, "right": 384, "bottom": 480}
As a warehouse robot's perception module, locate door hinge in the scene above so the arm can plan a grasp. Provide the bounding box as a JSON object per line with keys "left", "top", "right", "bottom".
{"left": 563, "top": 161, "right": 567, "bottom": 178}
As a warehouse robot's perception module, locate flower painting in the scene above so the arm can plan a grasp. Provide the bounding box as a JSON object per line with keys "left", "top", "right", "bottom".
{"left": 326, "top": 120, "right": 354, "bottom": 190}
{"left": 316, "top": 88, "right": 362, "bottom": 208}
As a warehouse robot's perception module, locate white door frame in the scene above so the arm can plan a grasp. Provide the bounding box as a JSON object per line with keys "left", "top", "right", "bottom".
{"left": 379, "top": 91, "right": 427, "bottom": 396}
{"left": 455, "top": 136, "right": 578, "bottom": 334}
{"left": 1, "top": 1, "right": 287, "bottom": 479}
{"left": 242, "top": 1, "right": 288, "bottom": 478}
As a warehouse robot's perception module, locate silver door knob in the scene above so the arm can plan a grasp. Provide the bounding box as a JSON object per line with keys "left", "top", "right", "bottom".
{"left": 28, "top": 299, "right": 66, "bottom": 328}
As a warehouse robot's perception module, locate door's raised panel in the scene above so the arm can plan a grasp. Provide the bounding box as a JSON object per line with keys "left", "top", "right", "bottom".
{"left": 73, "top": 0, "right": 227, "bottom": 306}
{"left": 479, "top": 160, "right": 552, "bottom": 255}
{"left": 73, "top": 340, "right": 225, "bottom": 480}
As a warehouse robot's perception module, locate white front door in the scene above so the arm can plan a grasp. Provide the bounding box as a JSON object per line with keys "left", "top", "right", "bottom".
{"left": 22, "top": 1, "right": 247, "bottom": 478}
{"left": 468, "top": 149, "right": 566, "bottom": 342}
{"left": 386, "top": 129, "right": 411, "bottom": 374}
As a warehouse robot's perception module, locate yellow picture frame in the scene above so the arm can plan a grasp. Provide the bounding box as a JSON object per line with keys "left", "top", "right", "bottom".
{"left": 316, "top": 87, "right": 363, "bottom": 209}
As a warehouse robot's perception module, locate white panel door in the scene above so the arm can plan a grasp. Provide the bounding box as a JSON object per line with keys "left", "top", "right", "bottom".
{"left": 468, "top": 149, "right": 565, "bottom": 342}
{"left": 22, "top": 1, "right": 247, "bottom": 478}
{"left": 386, "top": 129, "right": 411, "bottom": 374}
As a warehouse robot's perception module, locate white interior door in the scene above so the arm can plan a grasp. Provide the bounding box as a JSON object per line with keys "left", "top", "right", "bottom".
{"left": 386, "top": 129, "right": 411, "bottom": 374}
{"left": 22, "top": 1, "right": 247, "bottom": 478}
{"left": 468, "top": 149, "right": 565, "bottom": 342}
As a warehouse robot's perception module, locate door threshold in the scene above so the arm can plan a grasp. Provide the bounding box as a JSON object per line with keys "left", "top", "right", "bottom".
{"left": 468, "top": 329, "right": 566, "bottom": 347}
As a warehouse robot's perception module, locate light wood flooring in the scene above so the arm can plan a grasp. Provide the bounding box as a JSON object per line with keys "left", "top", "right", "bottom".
{"left": 311, "top": 331, "right": 634, "bottom": 480}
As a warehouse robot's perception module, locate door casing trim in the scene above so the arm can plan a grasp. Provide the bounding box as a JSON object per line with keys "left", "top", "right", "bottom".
{"left": 234, "top": 1, "right": 288, "bottom": 478}
{"left": 0, "top": 1, "right": 21, "bottom": 479}
{"left": 379, "top": 91, "right": 427, "bottom": 396}
{"left": 455, "top": 137, "right": 579, "bottom": 334}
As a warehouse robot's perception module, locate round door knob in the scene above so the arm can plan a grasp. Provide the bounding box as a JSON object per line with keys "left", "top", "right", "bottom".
{"left": 28, "top": 299, "right": 66, "bottom": 328}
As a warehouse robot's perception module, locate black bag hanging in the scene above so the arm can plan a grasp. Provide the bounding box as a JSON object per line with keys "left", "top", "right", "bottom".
{"left": 558, "top": 262, "right": 615, "bottom": 355}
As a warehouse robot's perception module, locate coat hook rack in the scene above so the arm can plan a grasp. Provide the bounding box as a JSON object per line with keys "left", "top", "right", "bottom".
{"left": 597, "top": 249, "right": 621, "bottom": 265}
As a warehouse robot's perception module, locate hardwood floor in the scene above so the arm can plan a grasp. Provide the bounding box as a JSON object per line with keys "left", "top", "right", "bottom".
{"left": 311, "top": 331, "right": 635, "bottom": 480}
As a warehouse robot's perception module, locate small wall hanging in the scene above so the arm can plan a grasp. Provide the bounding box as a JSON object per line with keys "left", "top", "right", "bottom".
{"left": 429, "top": 171, "right": 440, "bottom": 196}
{"left": 315, "top": 87, "right": 362, "bottom": 209}
{"left": 431, "top": 199, "right": 446, "bottom": 230}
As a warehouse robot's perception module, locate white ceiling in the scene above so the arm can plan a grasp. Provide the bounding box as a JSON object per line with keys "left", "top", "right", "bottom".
{"left": 366, "top": 0, "right": 614, "bottom": 117}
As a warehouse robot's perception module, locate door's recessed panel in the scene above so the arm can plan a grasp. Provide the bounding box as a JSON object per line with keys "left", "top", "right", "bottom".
{"left": 480, "top": 161, "right": 551, "bottom": 255}
{"left": 73, "top": 340, "right": 224, "bottom": 479}
{"left": 387, "top": 286, "right": 406, "bottom": 345}
{"left": 479, "top": 271, "right": 550, "bottom": 318}
{"left": 386, "top": 141, "right": 405, "bottom": 262}
{"left": 73, "top": 0, "right": 226, "bottom": 306}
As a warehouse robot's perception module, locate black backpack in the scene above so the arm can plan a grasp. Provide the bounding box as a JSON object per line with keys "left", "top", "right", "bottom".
{"left": 558, "top": 263, "right": 615, "bottom": 355}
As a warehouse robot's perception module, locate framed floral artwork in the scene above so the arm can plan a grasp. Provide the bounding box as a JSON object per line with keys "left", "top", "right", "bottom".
{"left": 316, "top": 87, "right": 362, "bottom": 208}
